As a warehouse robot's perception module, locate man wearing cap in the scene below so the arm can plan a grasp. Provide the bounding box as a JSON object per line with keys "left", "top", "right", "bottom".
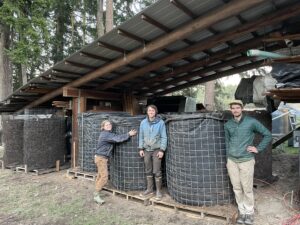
{"left": 224, "top": 100, "right": 272, "bottom": 225}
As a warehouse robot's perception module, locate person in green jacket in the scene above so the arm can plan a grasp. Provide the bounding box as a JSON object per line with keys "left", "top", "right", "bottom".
{"left": 224, "top": 100, "right": 272, "bottom": 225}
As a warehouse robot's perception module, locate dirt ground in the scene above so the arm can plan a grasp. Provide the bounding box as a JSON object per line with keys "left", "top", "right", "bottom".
{"left": 0, "top": 152, "right": 299, "bottom": 225}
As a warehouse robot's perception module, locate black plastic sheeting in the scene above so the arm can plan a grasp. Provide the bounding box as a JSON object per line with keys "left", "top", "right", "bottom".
{"left": 223, "top": 110, "right": 273, "bottom": 182}
{"left": 78, "top": 112, "right": 129, "bottom": 172}
{"left": 110, "top": 116, "right": 146, "bottom": 191}
{"left": 23, "top": 115, "right": 66, "bottom": 170}
{"left": 235, "top": 76, "right": 256, "bottom": 104}
{"left": 166, "top": 113, "right": 233, "bottom": 206}
{"left": 271, "top": 63, "right": 300, "bottom": 88}
{"left": 2, "top": 115, "right": 24, "bottom": 166}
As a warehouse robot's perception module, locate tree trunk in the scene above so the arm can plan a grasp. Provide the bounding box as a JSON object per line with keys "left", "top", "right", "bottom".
{"left": 0, "top": 23, "right": 13, "bottom": 101}
{"left": 96, "top": 0, "right": 105, "bottom": 37}
{"left": 82, "top": 0, "right": 86, "bottom": 45}
{"left": 204, "top": 81, "right": 215, "bottom": 111}
{"left": 52, "top": 2, "right": 65, "bottom": 64}
{"left": 21, "top": 64, "right": 27, "bottom": 85}
{"left": 105, "top": 0, "right": 114, "bottom": 33}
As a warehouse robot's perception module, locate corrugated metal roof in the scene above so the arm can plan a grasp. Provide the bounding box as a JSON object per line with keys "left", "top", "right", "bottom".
{"left": 1, "top": 0, "right": 300, "bottom": 112}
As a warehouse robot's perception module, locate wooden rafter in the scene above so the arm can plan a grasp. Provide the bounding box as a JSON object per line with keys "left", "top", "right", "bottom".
{"left": 63, "top": 87, "right": 121, "bottom": 101}
{"left": 153, "top": 61, "right": 263, "bottom": 96}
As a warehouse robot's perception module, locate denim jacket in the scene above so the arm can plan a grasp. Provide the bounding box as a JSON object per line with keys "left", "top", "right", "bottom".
{"left": 138, "top": 116, "right": 167, "bottom": 151}
{"left": 95, "top": 130, "right": 130, "bottom": 158}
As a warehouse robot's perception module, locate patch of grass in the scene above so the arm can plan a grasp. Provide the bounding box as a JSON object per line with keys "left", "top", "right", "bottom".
{"left": 0, "top": 171, "right": 134, "bottom": 225}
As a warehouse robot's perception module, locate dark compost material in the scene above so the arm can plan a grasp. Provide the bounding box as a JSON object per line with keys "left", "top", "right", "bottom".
{"left": 166, "top": 113, "right": 233, "bottom": 206}
{"left": 2, "top": 115, "right": 24, "bottom": 165}
{"left": 23, "top": 114, "right": 66, "bottom": 170}
{"left": 109, "top": 116, "right": 146, "bottom": 191}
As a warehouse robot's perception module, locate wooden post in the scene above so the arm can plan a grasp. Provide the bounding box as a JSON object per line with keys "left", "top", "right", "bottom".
{"left": 122, "top": 92, "right": 139, "bottom": 115}
{"left": 71, "top": 92, "right": 87, "bottom": 169}
{"left": 71, "top": 98, "right": 79, "bottom": 168}
{"left": 56, "top": 160, "right": 60, "bottom": 172}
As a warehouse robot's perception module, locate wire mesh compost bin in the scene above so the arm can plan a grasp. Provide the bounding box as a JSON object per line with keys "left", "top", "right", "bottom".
{"left": 23, "top": 109, "right": 66, "bottom": 170}
{"left": 78, "top": 112, "right": 129, "bottom": 172}
{"left": 166, "top": 113, "right": 233, "bottom": 206}
{"left": 2, "top": 115, "right": 24, "bottom": 166}
{"left": 109, "top": 116, "right": 146, "bottom": 191}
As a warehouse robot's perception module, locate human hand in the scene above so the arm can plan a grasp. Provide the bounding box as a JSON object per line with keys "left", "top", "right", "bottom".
{"left": 139, "top": 150, "right": 145, "bottom": 157}
{"left": 247, "top": 146, "right": 258, "bottom": 153}
{"left": 157, "top": 151, "right": 164, "bottom": 159}
{"left": 129, "top": 129, "right": 137, "bottom": 136}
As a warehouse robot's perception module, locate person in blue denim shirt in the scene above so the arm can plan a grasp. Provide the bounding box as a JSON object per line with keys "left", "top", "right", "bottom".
{"left": 138, "top": 105, "right": 167, "bottom": 200}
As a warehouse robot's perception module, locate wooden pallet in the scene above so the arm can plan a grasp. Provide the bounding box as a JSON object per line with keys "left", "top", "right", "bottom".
{"left": 101, "top": 185, "right": 235, "bottom": 223}
{"left": 102, "top": 185, "right": 151, "bottom": 206}
{"left": 16, "top": 160, "right": 68, "bottom": 175}
{"left": 67, "top": 169, "right": 97, "bottom": 181}
{"left": 149, "top": 194, "right": 236, "bottom": 223}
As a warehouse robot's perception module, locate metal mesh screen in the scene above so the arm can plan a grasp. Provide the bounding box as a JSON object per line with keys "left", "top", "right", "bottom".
{"left": 78, "top": 112, "right": 129, "bottom": 172}
{"left": 223, "top": 110, "right": 273, "bottom": 181}
{"left": 166, "top": 113, "right": 233, "bottom": 206}
{"left": 2, "top": 115, "right": 24, "bottom": 166}
{"left": 109, "top": 116, "right": 146, "bottom": 191}
{"left": 23, "top": 109, "right": 66, "bottom": 170}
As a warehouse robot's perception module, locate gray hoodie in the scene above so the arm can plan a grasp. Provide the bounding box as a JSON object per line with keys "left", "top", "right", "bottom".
{"left": 95, "top": 130, "right": 130, "bottom": 158}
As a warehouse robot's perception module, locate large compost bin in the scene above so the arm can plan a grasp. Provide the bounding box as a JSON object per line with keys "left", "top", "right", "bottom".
{"left": 2, "top": 115, "right": 24, "bottom": 166}
{"left": 166, "top": 113, "right": 233, "bottom": 206}
{"left": 109, "top": 116, "right": 146, "bottom": 191}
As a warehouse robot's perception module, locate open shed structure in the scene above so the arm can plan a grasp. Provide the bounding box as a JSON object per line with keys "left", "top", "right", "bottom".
{"left": 1, "top": 0, "right": 300, "bottom": 167}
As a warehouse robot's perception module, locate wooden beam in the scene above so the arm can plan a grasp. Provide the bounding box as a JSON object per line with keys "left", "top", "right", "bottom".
{"left": 138, "top": 44, "right": 281, "bottom": 93}
{"left": 170, "top": 0, "right": 196, "bottom": 19}
{"left": 118, "top": 29, "right": 146, "bottom": 44}
{"left": 272, "top": 55, "right": 300, "bottom": 63}
{"left": 52, "top": 69, "right": 85, "bottom": 76}
{"left": 71, "top": 98, "right": 79, "bottom": 168}
{"left": 140, "top": 55, "right": 249, "bottom": 94}
{"left": 98, "top": 41, "right": 127, "bottom": 54}
{"left": 17, "top": 0, "right": 269, "bottom": 112}
{"left": 97, "top": 3, "right": 300, "bottom": 90}
{"left": 141, "top": 14, "right": 170, "bottom": 32}
{"left": 263, "top": 34, "right": 300, "bottom": 42}
{"left": 152, "top": 61, "right": 263, "bottom": 96}
{"left": 79, "top": 52, "right": 110, "bottom": 62}
{"left": 63, "top": 87, "right": 121, "bottom": 101}
{"left": 22, "top": 87, "right": 54, "bottom": 94}
{"left": 65, "top": 61, "right": 97, "bottom": 70}
{"left": 133, "top": 38, "right": 264, "bottom": 90}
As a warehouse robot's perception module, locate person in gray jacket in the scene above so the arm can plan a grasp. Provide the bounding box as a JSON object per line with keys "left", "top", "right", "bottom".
{"left": 94, "top": 120, "right": 137, "bottom": 204}
{"left": 139, "top": 105, "right": 167, "bottom": 200}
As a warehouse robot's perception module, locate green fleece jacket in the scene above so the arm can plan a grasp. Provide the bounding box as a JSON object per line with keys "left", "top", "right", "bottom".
{"left": 224, "top": 115, "right": 272, "bottom": 163}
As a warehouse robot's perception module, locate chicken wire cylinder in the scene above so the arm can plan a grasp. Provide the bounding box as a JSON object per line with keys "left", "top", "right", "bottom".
{"left": 109, "top": 116, "right": 146, "bottom": 191}
{"left": 166, "top": 113, "right": 233, "bottom": 206}
{"left": 78, "top": 112, "right": 129, "bottom": 172}
{"left": 23, "top": 114, "right": 66, "bottom": 170}
{"left": 2, "top": 115, "right": 24, "bottom": 166}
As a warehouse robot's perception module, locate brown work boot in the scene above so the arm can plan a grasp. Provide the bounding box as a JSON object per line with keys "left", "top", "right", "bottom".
{"left": 140, "top": 176, "right": 154, "bottom": 197}
{"left": 154, "top": 176, "right": 163, "bottom": 201}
